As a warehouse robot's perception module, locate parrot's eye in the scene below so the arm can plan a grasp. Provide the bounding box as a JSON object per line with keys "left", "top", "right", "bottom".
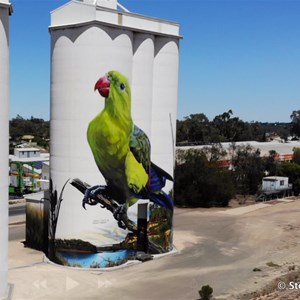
{"left": 119, "top": 83, "right": 126, "bottom": 91}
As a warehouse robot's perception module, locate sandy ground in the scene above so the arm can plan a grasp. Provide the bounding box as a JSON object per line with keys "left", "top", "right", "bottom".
{"left": 172, "top": 196, "right": 300, "bottom": 299}
{"left": 223, "top": 196, "right": 300, "bottom": 300}
{"left": 8, "top": 196, "right": 300, "bottom": 300}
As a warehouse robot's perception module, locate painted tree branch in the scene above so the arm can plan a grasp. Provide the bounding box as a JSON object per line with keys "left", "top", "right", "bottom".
{"left": 70, "top": 178, "right": 137, "bottom": 233}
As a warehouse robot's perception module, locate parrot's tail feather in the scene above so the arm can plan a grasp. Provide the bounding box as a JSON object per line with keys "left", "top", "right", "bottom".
{"left": 149, "top": 164, "right": 170, "bottom": 192}
{"left": 148, "top": 191, "right": 173, "bottom": 210}
{"left": 151, "top": 162, "right": 173, "bottom": 182}
{"left": 133, "top": 164, "right": 174, "bottom": 210}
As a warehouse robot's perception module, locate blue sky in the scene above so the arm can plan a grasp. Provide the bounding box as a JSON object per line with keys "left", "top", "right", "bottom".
{"left": 9, "top": 0, "right": 300, "bottom": 122}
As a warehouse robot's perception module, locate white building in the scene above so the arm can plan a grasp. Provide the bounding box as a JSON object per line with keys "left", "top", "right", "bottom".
{"left": 39, "top": 162, "right": 50, "bottom": 190}
{"left": 0, "top": 0, "right": 12, "bottom": 297}
{"left": 10, "top": 148, "right": 49, "bottom": 163}
{"left": 256, "top": 176, "right": 293, "bottom": 201}
{"left": 177, "top": 140, "right": 300, "bottom": 162}
{"left": 9, "top": 148, "right": 50, "bottom": 193}
{"left": 41, "top": 161, "right": 50, "bottom": 180}
{"left": 262, "top": 176, "right": 289, "bottom": 191}
{"left": 14, "top": 147, "right": 41, "bottom": 159}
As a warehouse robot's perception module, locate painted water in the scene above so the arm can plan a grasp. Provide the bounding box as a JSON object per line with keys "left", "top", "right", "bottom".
{"left": 56, "top": 249, "right": 136, "bottom": 268}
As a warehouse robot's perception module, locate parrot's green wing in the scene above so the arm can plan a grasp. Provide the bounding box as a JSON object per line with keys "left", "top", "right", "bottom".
{"left": 129, "top": 125, "right": 151, "bottom": 176}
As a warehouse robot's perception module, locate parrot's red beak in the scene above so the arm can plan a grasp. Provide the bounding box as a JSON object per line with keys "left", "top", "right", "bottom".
{"left": 94, "top": 75, "right": 110, "bottom": 98}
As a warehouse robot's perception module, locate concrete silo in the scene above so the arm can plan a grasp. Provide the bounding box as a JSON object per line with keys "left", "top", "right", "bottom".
{"left": 131, "top": 33, "right": 155, "bottom": 138}
{"left": 49, "top": 0, "right": 180, "bottom": 267}
{"left": 152, "top": 36, "right": 179, "bottom": 191}
{"left": 0, "top": 0, "right": 12, "bottom": 297}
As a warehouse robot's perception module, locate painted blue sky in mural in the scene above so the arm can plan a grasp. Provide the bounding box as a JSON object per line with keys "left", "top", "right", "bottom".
{"left": 10, "top": 0, "right": 300, "bottom": 122}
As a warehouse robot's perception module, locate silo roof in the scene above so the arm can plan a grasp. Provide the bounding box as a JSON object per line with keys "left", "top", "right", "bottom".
{"left": 49, "top": 0, "right": 181, "bottom": 38}
{"left": 0, "top": 0, "right": 13, "bottom": 15}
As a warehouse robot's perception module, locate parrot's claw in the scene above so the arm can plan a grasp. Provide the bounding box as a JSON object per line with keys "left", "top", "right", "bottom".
{"left": 113, "top": 204, "right": 127, "bottom": 229}
{"left": 82, "top": 185, "right": 106, "bottom": 209}
{"left": 82, "top": 197, "right": 98, "bottom": 210}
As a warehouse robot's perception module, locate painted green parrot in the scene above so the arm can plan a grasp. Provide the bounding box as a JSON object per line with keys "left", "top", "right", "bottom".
{"left": 84, "top": 70, "right": 173, "bottom": 222}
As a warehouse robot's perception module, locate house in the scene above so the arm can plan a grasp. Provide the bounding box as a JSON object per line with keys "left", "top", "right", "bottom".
{"left": 262, "top": 176, "right": 289, "bottom": 191}
{"left": 256, "top": 176, "right": 293, "bottom": 201}
{"left": 14, "top": 147, "right": 40, "bottom": 159}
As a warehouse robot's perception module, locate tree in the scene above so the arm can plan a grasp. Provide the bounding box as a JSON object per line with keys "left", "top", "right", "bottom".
{"left": 176, "top": 111, "right": 290, "bottom": 145}
{"left": 212, "top": 110, "right": 233, "bottom": 142}
{"left": 9, "top": 115, "right": 50, "bottom": 150}
{"left": 200, "top": 144, "right": 226, "bottom": 162}
{"left": 198, "top": 285, "right": 213, "bottom": 300}
{"left": 262, "top": 150, "right": 278, "bottom": 176}
{"left": 176, "top": 113, "right": 211, "bottom": 144}
{"left": 293, "top": 178, "right": 300, "bottom": 196}
{"left": 212, "top": 110, "right": 249, "bottom": 142}
{"left": 293, "top": 147, "right": 300, "bottom": 165}
{"left": 174, "top": 149, "right": 235, "bottom": 207}
{"left": 290, "top": 110, "right": 300, "bottom": 138}
{"left": 231, "top": 145, "right": 264, "bottom": 195}
{"left": 277, "top": 162, "right": 300, "bottom": 195}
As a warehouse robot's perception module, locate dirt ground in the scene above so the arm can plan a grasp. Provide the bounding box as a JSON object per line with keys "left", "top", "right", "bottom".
{"left": 226, "top": 196, "right": 300, "bottom": 300}
{"left": 8, "top": 195, "right": 300, "bottom": 300}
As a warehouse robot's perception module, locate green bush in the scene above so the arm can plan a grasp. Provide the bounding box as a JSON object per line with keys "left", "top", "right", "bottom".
{"left": 174, "top": 149, "right": 235, "bottom": 207}
{"left": 278, "top": 162, "right": 300, "bottom": 195}
{"left": 199, "top": 285, "right": 213, "bottom": 300}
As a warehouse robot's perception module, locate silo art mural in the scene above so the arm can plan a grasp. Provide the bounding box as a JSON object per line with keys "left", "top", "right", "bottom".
{"left": 48, "top": 0, "right": 180, "bottom": 268}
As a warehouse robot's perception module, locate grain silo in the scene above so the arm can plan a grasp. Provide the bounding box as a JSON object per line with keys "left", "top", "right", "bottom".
{"left": 0, "top": 0, "right": 12, "bottom": 296}
{"left": 49, "top": 0, "right": 180, "bottom": 267}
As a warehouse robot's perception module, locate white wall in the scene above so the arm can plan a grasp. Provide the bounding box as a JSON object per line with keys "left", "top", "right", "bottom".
{"left": 0, "top": 2, "right": 10, "bottom": 298}
{"left": 152, "top": 37, "right": 179, "bottom": 192}
{"left": 131, "top": 33, "right": 155, "bottom": 139}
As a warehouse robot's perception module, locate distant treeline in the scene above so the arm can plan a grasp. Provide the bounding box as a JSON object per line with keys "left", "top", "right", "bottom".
{"left": 10, "top": 115, "right": 49, "bottom": 150}
{"left": 9, "top": 109, "right": 300, "bottom": 151}
{"left": 176, "top": 110, "right": 291, "bottom": 145}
